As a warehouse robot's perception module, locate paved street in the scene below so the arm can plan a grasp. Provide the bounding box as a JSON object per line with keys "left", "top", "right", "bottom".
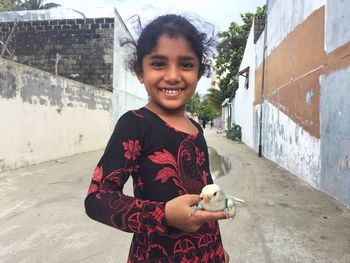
{"left": 1, "top": 129, "right": 349, "bottom": 263}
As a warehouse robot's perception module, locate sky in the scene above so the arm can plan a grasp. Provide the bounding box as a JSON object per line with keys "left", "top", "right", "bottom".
{"left": 52, "top": 0, "right": 266, "bottom": 94}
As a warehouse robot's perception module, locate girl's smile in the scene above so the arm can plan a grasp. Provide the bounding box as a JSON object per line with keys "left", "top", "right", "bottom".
{"left": 136, "top": 34, "right": 201, "bottom": 115}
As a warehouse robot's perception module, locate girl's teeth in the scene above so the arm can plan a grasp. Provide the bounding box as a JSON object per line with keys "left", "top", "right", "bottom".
{"left": 162, "top": 89, "right": 181, "bottom": 94}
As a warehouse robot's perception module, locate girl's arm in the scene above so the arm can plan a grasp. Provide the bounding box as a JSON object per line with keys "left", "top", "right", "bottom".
{"left": 84, "top": 112, "right": 167, "bottom": 235}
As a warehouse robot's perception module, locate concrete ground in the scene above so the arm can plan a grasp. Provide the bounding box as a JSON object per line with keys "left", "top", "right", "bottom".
{"left": 0, "top": 129, "right": 349, "bottom": 263}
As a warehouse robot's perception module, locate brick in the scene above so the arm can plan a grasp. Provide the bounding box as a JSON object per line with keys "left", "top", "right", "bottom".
{"left": 50, "top": 20, "right": 59, "bottom": 25}
{"left": 105, "top": 18, "right": 114, "bottom": 23}
{"left": 95, "top": 18, "right": 105, "bottom": 23}
{"left": 76, "top": 19, "right": 85, "bottom": 24}
{"left": 85, "top": 19, "right": 94, "bottom": 24}
{"left": 67, "top": 20, "right": 76, "bottom": 25}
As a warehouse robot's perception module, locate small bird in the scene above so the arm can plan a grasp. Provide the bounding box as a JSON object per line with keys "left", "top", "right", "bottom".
{"left": 189, "top": 184, "right": 244, "bottom": 219}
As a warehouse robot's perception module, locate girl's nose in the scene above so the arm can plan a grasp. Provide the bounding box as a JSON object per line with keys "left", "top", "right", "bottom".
{"left": 164, "top": 65, "right": 181, "bottom": 83}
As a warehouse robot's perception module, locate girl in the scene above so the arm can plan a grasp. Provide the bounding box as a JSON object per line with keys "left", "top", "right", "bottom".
{"left": 85, "top": 14, "right": 232, "bottom": 262}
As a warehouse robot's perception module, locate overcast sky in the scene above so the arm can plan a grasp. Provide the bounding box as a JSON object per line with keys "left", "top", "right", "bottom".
{"left": 53, "top": 0, "right": 266, "bottom": 94}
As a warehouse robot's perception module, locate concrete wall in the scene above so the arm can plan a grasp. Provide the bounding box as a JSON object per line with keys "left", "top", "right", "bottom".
{"left": 0, "top": 58, "right": 112, "bottom": 172}
{"left": 236, "top": 0, "right": 350, "bottom": 206}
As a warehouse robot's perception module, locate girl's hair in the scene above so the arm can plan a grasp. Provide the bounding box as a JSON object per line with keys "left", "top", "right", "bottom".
{"left": 124, "top": 14, "right": 216, "bottom": 78}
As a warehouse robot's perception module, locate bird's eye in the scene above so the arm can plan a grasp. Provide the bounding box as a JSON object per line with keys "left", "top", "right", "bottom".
{"left": 213, "top": 192, "right": 217, "bottom": 196}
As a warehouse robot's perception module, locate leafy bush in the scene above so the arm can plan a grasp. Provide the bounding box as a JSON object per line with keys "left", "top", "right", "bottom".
{"left": 226, "top": 124, "right": 242, "bottom": 141}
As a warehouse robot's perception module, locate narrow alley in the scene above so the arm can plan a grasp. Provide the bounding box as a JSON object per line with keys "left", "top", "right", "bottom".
{"left": 0, "top": 129, "right": 349, "bottom": 263}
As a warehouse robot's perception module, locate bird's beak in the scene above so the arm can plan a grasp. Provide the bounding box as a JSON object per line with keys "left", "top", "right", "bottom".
{"left": 203, "top": 195, "right": 211, "bottom": 204}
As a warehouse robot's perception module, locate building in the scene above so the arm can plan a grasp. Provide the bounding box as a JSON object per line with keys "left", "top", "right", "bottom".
{"left": 0, "top": 7, "right": 147, "bottom": 172}
{"left": 234, "top": 0, "right": 350, "bottom": 206}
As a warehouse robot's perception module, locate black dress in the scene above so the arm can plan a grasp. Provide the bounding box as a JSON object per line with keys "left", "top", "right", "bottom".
{"left": 85, "top": 107, "right": 225, "bottom": 262}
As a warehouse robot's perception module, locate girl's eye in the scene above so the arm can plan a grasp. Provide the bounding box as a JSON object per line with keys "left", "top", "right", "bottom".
{"left": 180, "top": 62, "right": 194, "bottom": 69}
{"left": 150, "top": 61, "right": 165, "bottom": 68}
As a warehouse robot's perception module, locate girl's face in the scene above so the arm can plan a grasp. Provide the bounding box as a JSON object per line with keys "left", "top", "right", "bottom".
{"left": 136, "top": 34, "right": 200, "bottom": 115}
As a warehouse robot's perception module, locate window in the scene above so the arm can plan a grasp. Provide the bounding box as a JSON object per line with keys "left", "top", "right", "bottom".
{"left": 239, "top": 66, "right": 250, "bottom": 89}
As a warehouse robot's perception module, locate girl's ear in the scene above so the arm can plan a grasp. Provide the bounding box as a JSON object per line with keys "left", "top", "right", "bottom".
{"left": 134, "top": 67, "right": 144, "bottom": 84}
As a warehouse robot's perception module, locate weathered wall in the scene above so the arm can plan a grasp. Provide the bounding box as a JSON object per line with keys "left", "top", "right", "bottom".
{"left": 112, "top": 10, "right": 147, "bottom": 125}
{"left": 320, "top": 66, "right": 350, "bottom": 205}
{"left": 0, "top": 12, "right": 114, "bottom": 91}
{"left": 237, "top": 0, "right": 350, "bottom": 206}
{"left": 0, "top": 58, "right": 112, "bottom": 172}
{"left": 236, "top": 25, "right": 256, "bottom": 148}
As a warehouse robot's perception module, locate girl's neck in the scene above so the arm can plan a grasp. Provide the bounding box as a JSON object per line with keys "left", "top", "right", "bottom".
{"left": 145, "top": 103, "right": 198, "bottom": 135}
{"left": 145, "top": 103, "right": 186, "bottom": 119}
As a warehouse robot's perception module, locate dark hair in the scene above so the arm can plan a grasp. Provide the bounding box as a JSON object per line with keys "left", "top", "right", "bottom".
{"left": 124, "top": 14, "right": 216, "bottom": 78}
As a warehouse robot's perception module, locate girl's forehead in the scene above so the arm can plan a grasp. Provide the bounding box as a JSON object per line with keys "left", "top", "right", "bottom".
{"left": 150, "top": 34, "right": 197, "bottom": 58}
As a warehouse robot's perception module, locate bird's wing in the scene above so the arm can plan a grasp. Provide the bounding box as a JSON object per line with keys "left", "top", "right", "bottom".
{"left": 197, "top": 200, "right": 204, "bottom": 210}
{"left": 225, "top": 193, "right": 244, "bottom": 204}
{"left": 226, "top": 197, "right": 236, "bottom": 214}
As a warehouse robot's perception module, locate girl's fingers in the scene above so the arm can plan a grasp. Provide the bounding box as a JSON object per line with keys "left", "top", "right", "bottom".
{"left": 192, "top": 210, "right": 234, "bottom": 222}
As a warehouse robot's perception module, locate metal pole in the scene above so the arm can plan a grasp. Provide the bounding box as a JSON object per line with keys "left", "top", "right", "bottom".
{"left": 258, "top": 1, "right": 268, "bottom": 157}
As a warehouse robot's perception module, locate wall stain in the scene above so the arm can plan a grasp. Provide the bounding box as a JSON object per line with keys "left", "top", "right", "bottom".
{"left": 0, "top": 70, "right": 17, "bottom": 99}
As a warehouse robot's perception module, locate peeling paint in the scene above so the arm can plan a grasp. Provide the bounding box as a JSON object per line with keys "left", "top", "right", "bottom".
{"left": 305, "top": 89, "right": 313, "bottom": 104}
{"left": 259, "top": 101, "right": 321, "bottom": 187}
{"left": 0, "top": 57, "right": 112, "bottom": 173}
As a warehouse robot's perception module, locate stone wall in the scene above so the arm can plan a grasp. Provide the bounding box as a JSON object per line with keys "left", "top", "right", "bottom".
{"left": 0, "top": 18, "right": 114, "bottom": 91}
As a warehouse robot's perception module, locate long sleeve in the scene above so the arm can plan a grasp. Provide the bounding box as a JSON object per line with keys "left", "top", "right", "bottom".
{"left": 84, "top": 111, "right": 168, "bottom": 235}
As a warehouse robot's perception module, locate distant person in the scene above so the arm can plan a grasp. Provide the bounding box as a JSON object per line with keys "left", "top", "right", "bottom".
{"left": 210, "top": 119, "right": 214, "bottom": 129}
{"left": 84, "top": 14, "right": 232, "bottom": 262}
{"left": 202, "top": 119, "right": 207, "bottom": 129}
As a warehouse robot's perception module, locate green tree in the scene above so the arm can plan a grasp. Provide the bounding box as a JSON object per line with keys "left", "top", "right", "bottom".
{"left": 186, "top": 92, "right": 201, "bottom": 116}
{"left": 20, "top": 0, "right": 60, "bottom": 10}
{"left": 0, "top": 0, "right": 21, "bottom": 11}
{"left": 198, "top": 95, "right": 220, "bottom": 122}
{"left": 209, "top": 6, "right": 266, "bottom": 109}
{"left": 0, "top": 0, "right": 59, "bottom": 10}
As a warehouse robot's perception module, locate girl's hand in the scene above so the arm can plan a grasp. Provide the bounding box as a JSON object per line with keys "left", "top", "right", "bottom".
{"left": 164, "top": 194, "right": 233, "bottom": 232}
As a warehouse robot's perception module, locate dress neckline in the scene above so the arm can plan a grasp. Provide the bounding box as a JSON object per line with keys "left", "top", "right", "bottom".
{"left": 141, "top": 107, "right": 201, "bottom": 138}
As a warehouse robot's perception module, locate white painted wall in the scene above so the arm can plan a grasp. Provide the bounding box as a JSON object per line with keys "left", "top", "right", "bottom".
{"left": 112, "top": 9, "right": 148, "bottom": 125}
{"left": 0, "top": 58, "right": 112, "bottom": 172}
{"left": 235, "top": 26, "right": 256, "bottom": 148}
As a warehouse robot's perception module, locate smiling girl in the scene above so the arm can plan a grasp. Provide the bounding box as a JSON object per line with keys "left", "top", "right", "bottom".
{"left": 85, "top": 14, "right": 232, "bottom": 262}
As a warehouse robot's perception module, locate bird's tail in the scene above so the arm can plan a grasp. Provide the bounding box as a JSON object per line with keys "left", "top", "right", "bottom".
{"left": 231, "top": 195, "right": 245, "bottom": 204}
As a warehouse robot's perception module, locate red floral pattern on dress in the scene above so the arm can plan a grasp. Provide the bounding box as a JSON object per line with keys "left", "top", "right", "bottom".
{"left": 87, "top": 184, "right": 98, "bottom": 195}
{"left": 92, "top": 165, "right": 103, "bottom": 183}
{"left": 196, "top": 147, "right": 205, "bottom": 166}
{"left": 123, "top": 140, "right": 141, "bottom": 160}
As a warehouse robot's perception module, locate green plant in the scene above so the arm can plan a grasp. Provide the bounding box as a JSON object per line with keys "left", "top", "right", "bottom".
{"left": 226, "top": 124, "right": 242, "bottom": 141}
